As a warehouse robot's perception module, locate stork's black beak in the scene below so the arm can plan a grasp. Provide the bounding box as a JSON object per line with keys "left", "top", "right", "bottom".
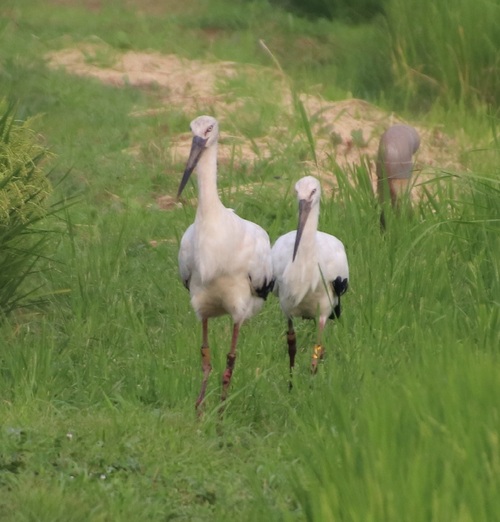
{"left": 293, "top": 199, "right": 312, "bottom": 261}
{"left": 177, "top": 135, "right": 208, "bottom": 198}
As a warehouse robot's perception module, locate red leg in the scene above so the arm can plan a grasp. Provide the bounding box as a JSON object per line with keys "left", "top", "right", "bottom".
{"left": 221, "top": 322, "right": 240, "bottom": 403}
{"left": 195, "top": 319, "right": 212, "bottom": 413}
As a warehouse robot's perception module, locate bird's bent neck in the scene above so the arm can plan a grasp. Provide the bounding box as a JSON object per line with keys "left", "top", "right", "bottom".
{"left": 195, "top": 144, "right": 224, "bottom": 217}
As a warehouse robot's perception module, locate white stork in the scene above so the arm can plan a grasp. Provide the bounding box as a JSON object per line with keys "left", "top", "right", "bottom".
{"left": 177, "top": 115, "right": 274, "bottom": 412}
{"left": 271, "top": 176, "right": 349, "bottom": 388}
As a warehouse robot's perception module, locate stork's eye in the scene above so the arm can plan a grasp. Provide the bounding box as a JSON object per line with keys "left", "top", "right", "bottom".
{"left": 311, "top": 188, "right": 317, "bottom": 196}
{"left": 205, "top": 125, "right": 213, "bottom": 136}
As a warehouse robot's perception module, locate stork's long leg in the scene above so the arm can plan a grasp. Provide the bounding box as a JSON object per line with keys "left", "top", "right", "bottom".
{"left": 287, "top": 318, "right": 297, "bottom": 391}
{"left": 311, "top": 317, "right": 326, "bottom": 374}
{"left": 195, "top": 318, "right": 212, "bottom": 413}
{"left": 221, "top": 322, "right": 240, "bottom": 403}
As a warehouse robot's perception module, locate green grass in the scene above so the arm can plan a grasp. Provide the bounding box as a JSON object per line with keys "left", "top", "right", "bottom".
{"left": 1, "top": 0, "right": 499, "bottom": 520}
{"left": 385, "top": 0, "right": 500, "bottom": 110}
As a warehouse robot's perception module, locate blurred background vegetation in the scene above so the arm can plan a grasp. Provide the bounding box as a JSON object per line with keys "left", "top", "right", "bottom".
{"left": 271, "top": 0, "right": 499, "bottom": 112}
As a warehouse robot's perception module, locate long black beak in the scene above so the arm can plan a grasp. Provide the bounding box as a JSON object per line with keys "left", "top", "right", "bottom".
{"left": 293, "top": 199, "right": 312, "bottom": 262}
{"left": 177, "top": 135, "right": 208, "bottom": 198}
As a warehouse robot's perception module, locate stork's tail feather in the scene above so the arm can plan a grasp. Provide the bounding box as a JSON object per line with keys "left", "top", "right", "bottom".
{"left": 254, "top": 277, "right": 275, "bottom": 300}
{"left": 330, "top": 303, "right": 342, "bottom": 320}
{"left": 329, "top": 276, "right": 349, "bottom": 320}
{"left": 333, "top": 276, "right": 349, "bottom": 297}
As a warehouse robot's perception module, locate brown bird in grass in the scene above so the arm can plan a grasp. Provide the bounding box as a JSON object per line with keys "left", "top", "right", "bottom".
{"left": 376, "top": 124, "right": 420, "bottom": 229}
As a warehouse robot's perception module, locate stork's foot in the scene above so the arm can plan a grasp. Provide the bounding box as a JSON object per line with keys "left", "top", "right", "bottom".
{"left": 311, "top": 344, "right": 325, "bottom": 374}
{"left": 195, "top": 398, "right": 205, "bottom": 417}
{"left": 218, "top": 353, "right": 237, "bottom": 420}
{"left": 195, "top": 345, "right": 212, "bottom": 416}
{"left": 221, "top": 353, "right": 236, "bottom": 403}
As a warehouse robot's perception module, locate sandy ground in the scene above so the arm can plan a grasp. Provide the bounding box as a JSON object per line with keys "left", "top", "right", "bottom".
{"left": 46, "top": 43, "right": 459, "bottom": 205}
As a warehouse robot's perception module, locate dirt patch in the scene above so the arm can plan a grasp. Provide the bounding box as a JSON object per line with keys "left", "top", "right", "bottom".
{"left": 46, "top": 44, "right": 460, "bottom": 200}
{"left": 46, "top": 44, "right": 240, "bottom": 110}
{"left": 294, "top": 96, "right": 458, "bottom": 194}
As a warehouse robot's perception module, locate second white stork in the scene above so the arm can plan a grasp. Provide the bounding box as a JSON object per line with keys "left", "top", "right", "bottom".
{"left": 177, "top": 115, "right": 274, "bottom": 413}
{"left": 272, "top": 176, "right": 349, "bottom": 388}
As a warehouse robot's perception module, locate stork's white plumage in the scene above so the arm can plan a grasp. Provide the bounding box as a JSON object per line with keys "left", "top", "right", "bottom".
{"left": 272, "top": 176, "right": 348, "bottom": 387}
{"left": 177, "top": 115, "right": 274, "bottom": 412}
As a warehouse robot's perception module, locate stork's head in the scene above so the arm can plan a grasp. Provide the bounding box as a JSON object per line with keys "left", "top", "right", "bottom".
{"left": 293, "top": 176, "right": 321, "bottom": 261}
{"left": 177, "top": 116, "right": 219, "bottom": 198}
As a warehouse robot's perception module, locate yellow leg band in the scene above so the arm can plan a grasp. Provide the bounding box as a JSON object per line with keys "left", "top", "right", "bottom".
{"left": 312, "top": 344, "right": 324, "bottom": 359}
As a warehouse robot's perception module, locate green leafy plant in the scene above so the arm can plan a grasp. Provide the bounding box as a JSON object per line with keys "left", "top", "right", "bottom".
{"left": 0, "top": 101, "right": 54, "bottom": 316}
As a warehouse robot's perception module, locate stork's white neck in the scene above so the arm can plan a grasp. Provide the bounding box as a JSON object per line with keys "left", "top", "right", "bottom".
{"left": 195, "top": 143, "right": 224, "bottom": 217}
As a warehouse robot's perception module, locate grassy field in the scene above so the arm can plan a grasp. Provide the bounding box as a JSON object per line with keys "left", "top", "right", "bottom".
{"left": 1, "top": 1, "right": 499, "bottom": 520}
